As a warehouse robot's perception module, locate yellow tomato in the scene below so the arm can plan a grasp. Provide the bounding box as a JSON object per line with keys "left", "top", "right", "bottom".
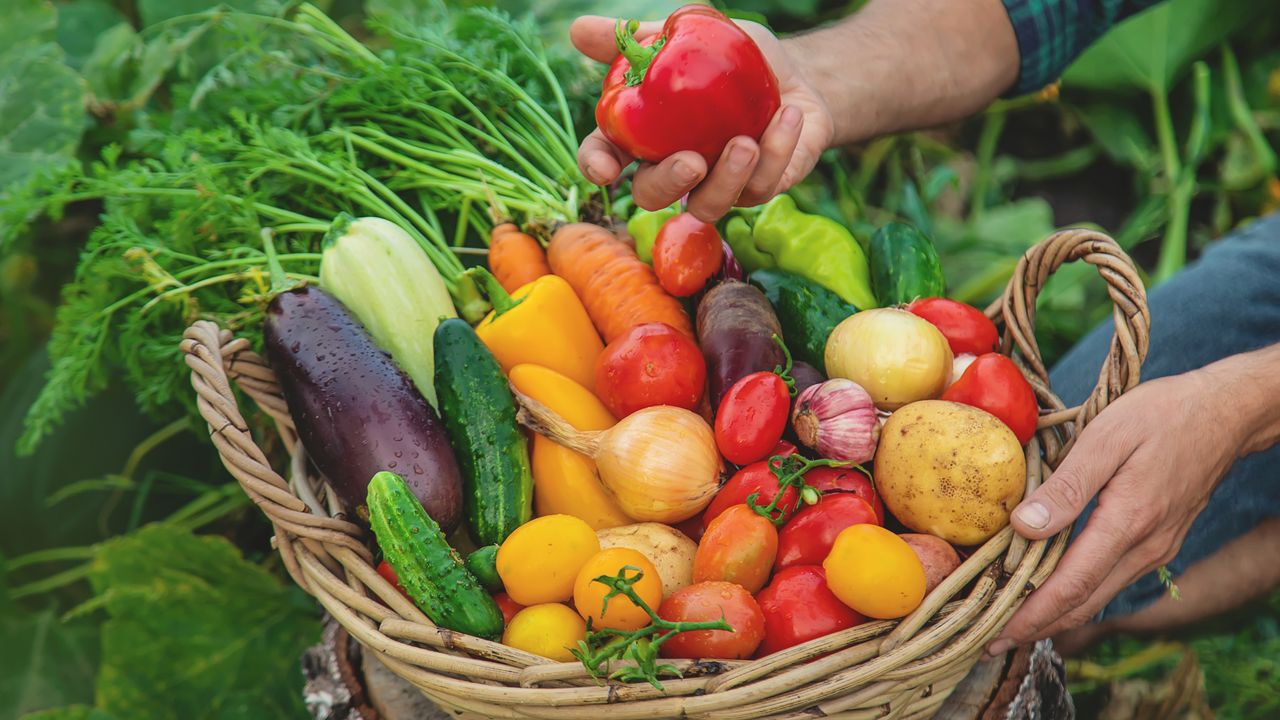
{"left": 823, "top": 525, "right": 927, "bottom": 619}
{"left": 502, "top": 603, "right": 587, "bottom": 662}
{"left": 573, "top": 547, "right": 663, "bottom": 631}
{"left": 497, "top": 515, "right": 600, "bottom": 606}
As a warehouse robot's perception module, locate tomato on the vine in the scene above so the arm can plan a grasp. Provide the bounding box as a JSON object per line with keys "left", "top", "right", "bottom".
{"left": 755, "top": 566, "right": 864, "bottom": 657}
{"left": 906, "top": 297, "right": 998, "bottom": 356}
{"left": 702, "top": 456, "right": 800, "bottom": 532}
{"left": 658, "top": 581, "right": 765, "bottom": 659}
{"left": 715, "top": 370, "right": 791, "bottom": 465}
{"left": 775, "top": 493, "right": 880, "bottom": 570}
{"left": 652, "top": 213, "right": 724, "bottom": 297}
{"left": 804, "top": 467, "right": 884, "bottom": 525}
{"left": 693, "top": 504, "right": 778, "bottom": 593}
{"left": 595, "top": 322, "right": 706, "bottom": 417}
{"left": 941, "top": 352, "right": 1038, "bottom": 444}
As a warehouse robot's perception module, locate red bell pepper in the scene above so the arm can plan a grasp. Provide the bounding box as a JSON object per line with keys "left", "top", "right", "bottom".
{"left": 775, "top": 493, "right": 879, "bottom": 570}
{"left": 941, "top": 352, "right": 1039, "bottom": 444}
{"left": 596, "top": 5, "right": 781, "bottom": 166}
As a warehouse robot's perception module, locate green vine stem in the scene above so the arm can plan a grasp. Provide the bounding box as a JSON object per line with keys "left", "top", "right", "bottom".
{"left": 770, "top": 333, "right": 796, "bottom": 395}
{"left": 746, "top": 453, "right": 856, "bottom": 526}
{"left": 573, "top": 566, "right": 731, "bottom": 689}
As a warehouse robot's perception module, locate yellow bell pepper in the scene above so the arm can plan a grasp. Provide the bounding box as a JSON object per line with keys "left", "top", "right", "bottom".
{"left": 508, "top": 364, "right": 630, "bottom": 530}
{"left": 472, "top": 269, "right": 603, "bottom": 390}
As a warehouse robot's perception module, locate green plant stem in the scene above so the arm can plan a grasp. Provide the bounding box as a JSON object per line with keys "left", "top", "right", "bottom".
{"left": 969, "top": 111, "right": 1007, "bottom": 225}
{"left": 8, "top": 563, "right": 94, "bottom": 599}
{"left": 1151, "top": 88, "right": 1185, "bottom": 284}
{"left": 5, "top": 546, "right": 96, "bottom": 573}
{"left": 1221, "top": 45, "right": 1278, "bottom": 179}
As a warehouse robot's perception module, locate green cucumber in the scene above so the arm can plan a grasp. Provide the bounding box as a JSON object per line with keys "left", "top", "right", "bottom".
{"left": 749, "top": 269, "right": 856, "bottom": 374}
{"left": 465, "top": 545, "right": 504, "bottom": 593}
{"left": 433, "top": 318, "right": 533, "bottom": 546}
{"left": 869, "top": 222, "right": 946, "bottom": 306}
{"left": 367, "top": 471, "right": 503, "bottom": 639}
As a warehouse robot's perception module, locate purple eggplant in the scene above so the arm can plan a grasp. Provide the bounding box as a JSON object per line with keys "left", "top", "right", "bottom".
{"left": 696, "top": 279, "right": 785, "bottom": 408}
{"left": 263, "top": 286, "right": 462, "bottom": 530}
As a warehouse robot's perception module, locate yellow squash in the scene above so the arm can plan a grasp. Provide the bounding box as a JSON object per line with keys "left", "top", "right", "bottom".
{"left": 475, "top": 272, "right": 603, "bottom": 390}
{"left": 508, "top": 364, "right": 630, "bottom": 529}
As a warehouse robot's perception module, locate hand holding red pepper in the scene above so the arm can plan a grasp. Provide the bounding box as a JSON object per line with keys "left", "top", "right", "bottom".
{"left": 571, "top": 8, "right": 834, "bottom": 222}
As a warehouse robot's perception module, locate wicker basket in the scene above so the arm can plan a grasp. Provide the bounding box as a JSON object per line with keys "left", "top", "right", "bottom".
{"left": 181, "top": 228, "right": 1149, "bottom": 719}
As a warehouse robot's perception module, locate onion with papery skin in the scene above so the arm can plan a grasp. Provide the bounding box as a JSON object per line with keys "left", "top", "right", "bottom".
{"left": 948, "top": 353, "right": 977, "bottom": 390}
{"left": 512, "top": 387, "right": 721, "bottom": 523}
{"left": 824, "top": 308, "right": 953, "bottom": 410}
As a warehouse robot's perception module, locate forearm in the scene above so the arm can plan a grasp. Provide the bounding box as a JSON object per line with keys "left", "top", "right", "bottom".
{"left": 1201, "top": 342, "right": 1280, "bottom": 457}
{"left": 782, "top": 0, "right": 1019, "bottom": 145}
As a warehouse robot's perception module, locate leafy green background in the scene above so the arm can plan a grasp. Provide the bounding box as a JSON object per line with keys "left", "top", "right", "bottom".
{"left": 1, "top": 1, "right": 1277, "bottom": 719}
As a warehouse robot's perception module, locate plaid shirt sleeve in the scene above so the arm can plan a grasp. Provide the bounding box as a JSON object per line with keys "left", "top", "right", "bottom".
{"left": 1001, "top": 0, "right": 1167, "bottom": 95}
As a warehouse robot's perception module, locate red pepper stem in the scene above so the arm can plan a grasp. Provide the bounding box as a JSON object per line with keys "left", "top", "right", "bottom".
{"left": 616, "top": 19, "right": 664, "bottom": 87}
{"left": 464, "top": 267, "right": 522, "bottom": 317}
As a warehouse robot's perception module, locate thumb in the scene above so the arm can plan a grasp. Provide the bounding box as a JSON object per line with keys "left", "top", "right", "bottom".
{"left": 570, "top": 16, "right": 664, "bottom": 64}
{"left": 1010, "top": 428, "right": 1129, "bottom": 539}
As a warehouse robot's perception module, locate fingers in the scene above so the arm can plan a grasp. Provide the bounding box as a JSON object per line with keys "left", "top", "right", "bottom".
{"left": 989, "top": 502, "right": 1136, "bottom": 653}
{"left": 578, "top": 128, "right": 633, "bottom": 186}
{"left": 1010, "top": 421, "right": 1135, "bottom": 540}
{"left": 570, "top": 16, "right": 663, "bottom": 64}
{"left": 738, "top": 105, "right": 805, "bottom": 207}
{"left": 631, "top": 151, "right": 707, "bottom": 211}
{"left": 685, "top": 137, "right": 761, "bottom": 222}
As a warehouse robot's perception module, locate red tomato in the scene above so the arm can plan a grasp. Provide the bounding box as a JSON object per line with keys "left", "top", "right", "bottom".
{"left": 770, "top": 439, "right": 799, "bottom": 458}
{"left": 652, "top": 213, "right": 724, "bottom": 297}
{"left": 658, "top": 581, "right": 765, "bottom": 659}
{"left": 804, "top": 467, "right": 884, "bottom": 525}
{"left": 377, "top": 560, "right": 409, "bottom": 599}
{"left": 703, "top": 458, "right": 801, "bottom": 532}
{"left": 493, "top": 592, "right": 524, "bottom": 626}
{"left": 907, "top": 298, "right": 999, "bottom": 356}
{"left": 776, "top": 493, "right": 880, "bottom": 570}
{"left": 755, "top": 566, "right": 864, "bottom": 656}
{"left": 941, "top": 353, "right": 1038, "bottom": 444}
{"left": 714, "top": 371, "right": 791, "bottom": 465}
{"left": 595, "top": 322, "right": 706, "bottom": 417}
{"left": 693, "top": 504, "right": 778, "bottom": 593}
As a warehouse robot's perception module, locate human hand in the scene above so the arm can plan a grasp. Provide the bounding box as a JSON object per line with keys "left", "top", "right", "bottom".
{"left": 986, "top": 369, "right": 1246, "bottom": 655}
{"left": 570, "top": 15, "right": 833, "bottom": 223}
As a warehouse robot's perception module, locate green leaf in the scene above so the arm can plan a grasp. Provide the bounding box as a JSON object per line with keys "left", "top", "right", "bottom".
{"left": 136, "top": 0, "right": 276, "bottom": 28}
{"left": 1063, "top": 0, "right": 1266, "bottom": 94}
{"left": 87, "top": 525, "right": 318, "bottom": 720}
{"left": 0, "top": 42, "right": 86, "bottom": 193}
{"left": 1072, "top": 102, "right": 1156, "bottom": 171}
{"left": 0, "top": 0, "right": 56, "bottom": 50}
{"left": 55, "top": 0, "right": 128, "bottom": 70}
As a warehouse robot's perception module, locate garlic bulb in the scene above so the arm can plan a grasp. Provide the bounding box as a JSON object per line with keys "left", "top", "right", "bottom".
{"left": 792, "top": 379, "right": 880, "bottom": 463}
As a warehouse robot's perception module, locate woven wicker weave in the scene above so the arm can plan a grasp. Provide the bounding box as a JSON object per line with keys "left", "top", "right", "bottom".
{"left": 181, "top": 228, "right": 1148, "bottom": 719}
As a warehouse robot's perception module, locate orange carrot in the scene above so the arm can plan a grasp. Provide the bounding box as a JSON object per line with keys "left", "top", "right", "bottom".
{"left": 547, "top": 223, "right": 693, "bottom": 343}
{"left": 488, "top": 222, "right": 550, "bottom": 293}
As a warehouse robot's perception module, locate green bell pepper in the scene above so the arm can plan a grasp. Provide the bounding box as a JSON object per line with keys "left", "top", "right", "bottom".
{"left": 742, "top": 194, "right": 878, "bottom": 310}
{"left": 625, "top": 202, "right": 680, "bottom": 263}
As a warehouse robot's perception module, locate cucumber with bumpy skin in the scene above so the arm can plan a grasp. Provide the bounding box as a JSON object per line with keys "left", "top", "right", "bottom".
{"left": 465, "top": 545, "right": 504, "bottom": 593}
{"left": 433, "top": 318, "right": 534, "bottom": 546}
{"left": 869, "top": 222, "right": 946, "bottom": 306}
{"left": 367, "top": 471, "right": 503, "bottom": 639}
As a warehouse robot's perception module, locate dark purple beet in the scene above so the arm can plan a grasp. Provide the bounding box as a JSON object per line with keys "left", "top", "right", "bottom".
{"left": 263, "top": 286, "right": 462, "bottom": 530}
{"left": 695, "top": 280, "right": 786, "bottom": 408}
{"left": 790, "top": 360, "right": 825, "bottom": 398}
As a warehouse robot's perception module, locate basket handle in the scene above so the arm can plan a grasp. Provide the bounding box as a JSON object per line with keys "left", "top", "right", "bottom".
{"left": 984, "top": 228, "right": 1150, "bottom": 458}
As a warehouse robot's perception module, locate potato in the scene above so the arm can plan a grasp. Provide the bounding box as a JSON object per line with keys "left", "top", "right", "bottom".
{"left": 596, "top": 523, "right": 696, "bottom": 598}
{"left": 876, "top": 400, "right": 1025, "bottom": 545}
{"left": 900, "top": 534, "right": 962, "bottom": 594}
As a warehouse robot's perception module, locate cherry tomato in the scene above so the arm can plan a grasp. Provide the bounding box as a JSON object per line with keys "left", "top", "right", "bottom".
{"left": 804, "top": 467, "right": 884, "bottom": 525}
{"left": 755, "top": 566, "right": 864, "bottom": 657}
{"left": 376, "top": 560, "right": 409, "bottom": 599}
{"left": 941, "top": 353, "right": 1038, "bottom": 444}
{"left": 658, "top": 581, "right": 765, "bottom": 659}
{"left": 493, "top": 592, "right": 525, "bottom": 626}
{"left": 693, "top": 504, "right": 778, "bottom": 593}
{"left": 702, "top": 456, "right": 801, "bottom": 532}
{"left": 776, "top": 493, "right": 879, "bottom": 570}
{"left": 714, "top": 371, "right": 791, "bottom": 465}
{"left": 652, "top": 213, "right": 724, "bottom": 297}
{"left": 907, "top": 297, "right": 999, "bottom": 356}
{"left": 595, "top": 322, "right": 706, "bottom": 417}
